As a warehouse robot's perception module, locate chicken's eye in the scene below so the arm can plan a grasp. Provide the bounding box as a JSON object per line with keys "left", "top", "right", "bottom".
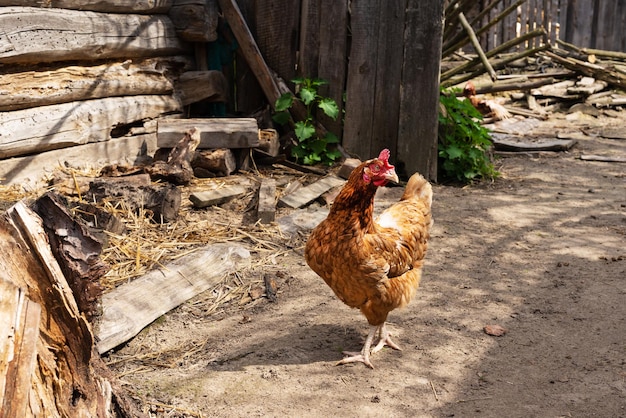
{"left": 371, "top": 165, "right": 380, "bottom": 173}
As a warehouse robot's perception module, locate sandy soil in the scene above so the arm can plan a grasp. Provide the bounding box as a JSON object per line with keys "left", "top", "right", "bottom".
{"left": 105, "top": 111, "right": 625, "bottom": 418}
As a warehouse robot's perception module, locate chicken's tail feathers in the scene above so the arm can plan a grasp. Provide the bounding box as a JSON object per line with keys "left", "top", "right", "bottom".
{"left": 401, "top": 173, "right": 432, "bottom": 207}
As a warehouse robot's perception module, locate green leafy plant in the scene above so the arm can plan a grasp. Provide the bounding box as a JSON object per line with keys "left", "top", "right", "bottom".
{"left": 438, "top": 87, "right": 499, "bottom": 182}
{"left": 273, "top": 77, "right": 341, "bottom": 165}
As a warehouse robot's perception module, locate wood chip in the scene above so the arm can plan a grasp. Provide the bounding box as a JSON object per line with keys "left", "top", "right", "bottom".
{"left": 483, "top": 324, "right": 507, "bottom": 336}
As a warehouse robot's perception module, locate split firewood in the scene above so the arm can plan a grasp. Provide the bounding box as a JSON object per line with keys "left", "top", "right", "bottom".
{"left": 192, "top": 148, "right": 237, "bottom": 177}
{"left": 145, "top": 128, "right": 200, "bottom": 185}
{"left": 257, "top": 178, "right": 277, "bottom": 224}
{"left": 31, "top": 192, "right": 107, "bottom": 321}
{"left": 257, "top": 129, "right": 280, "bottom": 156}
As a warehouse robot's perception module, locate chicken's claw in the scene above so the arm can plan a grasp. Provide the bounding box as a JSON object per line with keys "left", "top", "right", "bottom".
{"left": 371, "top": 324, "right": 402, "bottom": 354}
{"left": 336, "top": 351, "right": 374, "bottom": 369}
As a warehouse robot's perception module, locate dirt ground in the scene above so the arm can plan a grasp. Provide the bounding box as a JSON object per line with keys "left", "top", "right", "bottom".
{"left": 105, "top": 110, "right": 625, "bottom": 418}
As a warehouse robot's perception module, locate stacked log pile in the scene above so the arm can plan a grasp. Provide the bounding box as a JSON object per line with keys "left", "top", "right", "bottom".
{"left": 0, "top": 0, "right": 227, "bottom": 186}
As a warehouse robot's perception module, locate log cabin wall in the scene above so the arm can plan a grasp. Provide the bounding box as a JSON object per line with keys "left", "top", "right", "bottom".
{"left": 0, "top": 1, "right": 226, "bottom": 186}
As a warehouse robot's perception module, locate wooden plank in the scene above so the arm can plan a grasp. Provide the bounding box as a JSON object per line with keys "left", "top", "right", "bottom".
{"left": 95, "top": 244, "right": 251, "bottom": 353}
{"left": 157, "top": 118, "right": 259, "bottom": 149}
{"left": 0, "top": 7, "right": 188, "bottom": 65}
{"left": 189, "top": 185, "right": 247, "bottom": 208}
{"left": 254, "top": 0, "right": 300, "bottom": 89}
{"left": 397, "top": 0, "right": 443, "bottom": 180}
{"left": 0, "top": 57, "right": 189, "bottom": 112}
{"left": 0, "top": 280, "right": 41, "bottom": 418}
{"left": 278, "top": 175, "right": 345, "bottom": 208}
{"left": 257, "top": 178, "right": 277, "bottom": 224}
{"left": 370, "top": 0, "right": 405, "bottom": 157}
{"left": 0, "top": 0, "right": 173, "bottom": 13}
{"left": 317, "top": 0, "right": 348, "bottom": 140}
{"left": 0, "top": 95, "right": 181, "bottom": 159}
{"left": 298, "top": 0, "right": 321, "bottom": 78}
{"left": 579, "top": 154, "right": 626, "bottom": 163}
{"left": 342, "top": 0, "right": 380, "bottom": 160}
{"left": 218, "top": 0, "right": 282, "bottom": 108}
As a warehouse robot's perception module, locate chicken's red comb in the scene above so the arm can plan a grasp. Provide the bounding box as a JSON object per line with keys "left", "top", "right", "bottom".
{"left": 378, "top": 149, "right": 391, "bottom": 162}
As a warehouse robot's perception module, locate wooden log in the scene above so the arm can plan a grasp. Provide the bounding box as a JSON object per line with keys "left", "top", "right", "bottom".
{"left": 257, "top": 178, "right": 277, "bottom": 224}
{"left": 176, "top": 70, "right": 228, "bottom": 106}
{"left": 0, "top": 133, "right": 157, "bottom": 188}
{"left": 0, "top": 0, "right": 173, "bottom": 13}
{"left": 278, "top": 175, "right": 345, "bottom": 208}
{"left": 157, "top": 118, "right": 259, "bottom": 149}
{"left": 192, "top": 148, "right": 237, "bottom": 177}
{"left": 3, "top": 202, "right": 142, "bottom": 417}
{"left": 87, "top": 175, "right": 182, "bottom": 222}
{"left": 0, "top": 280, "right": 41, "bottom": 418}
{"left": 0, "top": 7, "right": 188, "bottom": 65}
{"left": 0, "top": 95, "right": 181, "bottom": 159}
{"left": 0, "top": 57, "right": 190, "bottom": 112}
{"left": 169, "top": 0, "right": 218, "bottom": 42}
{"left": 95, "top": 244, "right": 250, "bottom": 353}
{"left": 32, "top": 192, "right": 107, "bottom": 321}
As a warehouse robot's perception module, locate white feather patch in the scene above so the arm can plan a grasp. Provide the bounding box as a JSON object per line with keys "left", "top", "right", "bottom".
{"left": 376, "top": 211, "right": 400, "bottom": 231}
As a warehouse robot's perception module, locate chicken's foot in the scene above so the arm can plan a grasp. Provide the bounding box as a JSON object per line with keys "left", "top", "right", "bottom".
{"left": 336, "top": 324, "right": 379, "bottom": 369}
{"left": 371, "top": 323, "right": 401, "bottom": 354}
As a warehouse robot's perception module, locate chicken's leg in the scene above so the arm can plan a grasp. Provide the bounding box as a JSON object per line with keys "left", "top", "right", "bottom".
{"left": 371, "top": 323, "right": 401, "bottom": 354}
{"left": 336, "top": 324, "right": 379, "bottom": 369}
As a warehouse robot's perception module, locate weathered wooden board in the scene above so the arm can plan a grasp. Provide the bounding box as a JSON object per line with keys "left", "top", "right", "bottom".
{"left": 257, "top": 178, "right": 277, "bottom": 224}
{"left": 0, "top": 0, "right": 173, "bottom": 13}
{"left": 157, "top": 118, "right": 259, "bottom": 149}
{"left": 278, "top": 175, "right": 345, "bottom": 208}
{"left": 0, "top": 95, "right": 181, "bottom": 159}
{"left": 0, "top": 7, "right": 188, "bottom": 65}
{"left": 0, "top": 280, "right": 41, "bottom": 418}
{"left": 189, "top": 185, "right": 247, "bottom": 208}
{"left": 95, "top": 244, "right": 250, "bottom": 354}
{"left": 396, "top": 0, "right": 443, "bottom": 180}
{"left": 0, "top": 57, "right": 189, "bottom": 112}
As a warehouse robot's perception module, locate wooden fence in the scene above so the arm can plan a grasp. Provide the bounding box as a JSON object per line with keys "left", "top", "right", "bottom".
{"left": 232, "top": 0, "right": 443, "bottom": 179}
{"left": 454, "top": 0, "right": 626, "bottom": 52}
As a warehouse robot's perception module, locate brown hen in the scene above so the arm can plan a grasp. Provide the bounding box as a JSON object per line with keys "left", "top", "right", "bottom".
{"left": 305, "top": 149, "right": 433, "bottom": 368}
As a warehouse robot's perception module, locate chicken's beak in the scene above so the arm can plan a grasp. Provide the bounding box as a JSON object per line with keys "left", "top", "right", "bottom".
{"left": 385, "top": 168, "right": 399, "bottom": 184}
